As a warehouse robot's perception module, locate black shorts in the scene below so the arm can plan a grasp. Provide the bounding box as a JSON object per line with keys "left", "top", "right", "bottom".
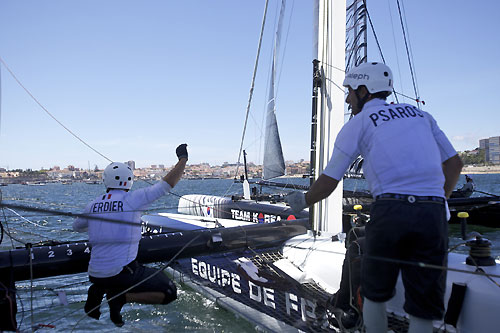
{"left": 361, "top": 198, "right": 448, "bottom": 319}
{"left": 90, "top": 261, "right": 177, "bottom": 305}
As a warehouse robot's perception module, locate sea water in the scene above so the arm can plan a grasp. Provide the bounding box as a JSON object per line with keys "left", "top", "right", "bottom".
{"left": 1, "top": 175, "right": 499, "bottom": 332}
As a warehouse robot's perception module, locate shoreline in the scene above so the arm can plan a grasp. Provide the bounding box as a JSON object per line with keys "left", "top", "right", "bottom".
{"left": 461, "top": 165, "right": 500, "bottom": 175}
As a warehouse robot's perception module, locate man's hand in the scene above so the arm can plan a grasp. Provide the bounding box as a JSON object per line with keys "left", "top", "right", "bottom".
{"left": 176, "top": 144, "right": 188, "bottom": 160}
{"left": 286, "top": 191, "right": 308, "bottom": 213}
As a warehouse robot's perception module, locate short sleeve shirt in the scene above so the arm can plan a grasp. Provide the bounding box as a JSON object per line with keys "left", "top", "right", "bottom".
{"left": 323, "top": 99, "right": 457, "bottom": 197}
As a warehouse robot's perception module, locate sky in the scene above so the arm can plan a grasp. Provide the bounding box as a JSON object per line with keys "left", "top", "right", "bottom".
{"left": 0, "top": 0, "right": 499, "bottom": 170}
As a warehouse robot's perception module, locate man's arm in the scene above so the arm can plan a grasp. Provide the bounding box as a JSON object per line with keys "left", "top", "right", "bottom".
{"left": 163, "top": 158, "right": 187, "bottom": 187}
{"left": 73, "top": 201, "right": 92, "bottom": 232}
{"left": 305, "top": 174, "right": 340, "bottom": 205}
{"left": 442, "top": 154, "right": 463, "bottom": 199}
{"left": 286, "top": 174, "right": 339, "bottom": 213}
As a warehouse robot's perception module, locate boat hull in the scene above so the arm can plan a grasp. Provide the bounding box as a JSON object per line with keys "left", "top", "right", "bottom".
{"left": 168, "top": 232, "right": 500, "bottom": 332}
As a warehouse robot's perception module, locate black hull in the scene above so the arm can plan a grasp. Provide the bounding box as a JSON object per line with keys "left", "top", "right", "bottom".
{"left": 0, "top": 219, "right": 309, "bottom": 282}
{"left": 170, "top": 248, "right": 332, "bottom": 333}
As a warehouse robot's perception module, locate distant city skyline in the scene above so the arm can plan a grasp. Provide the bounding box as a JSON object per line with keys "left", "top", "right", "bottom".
{"left": 0, "top": 159, "right": 308, "bottom": 172}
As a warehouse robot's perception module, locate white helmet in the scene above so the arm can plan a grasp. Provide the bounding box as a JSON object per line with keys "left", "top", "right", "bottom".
{"left": 103, "top": 162, "right": 134, "bottom": 190}
{"left": 343, "top": 62, "right": 393, "bottom": 94}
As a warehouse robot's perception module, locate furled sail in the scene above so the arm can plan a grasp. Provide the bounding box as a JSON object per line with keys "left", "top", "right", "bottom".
{"left": 263, "top": 0, "right": 286, "bottom": 180}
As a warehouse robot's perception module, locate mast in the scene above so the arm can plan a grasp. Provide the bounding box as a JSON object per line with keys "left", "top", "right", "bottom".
{"left": 311, "top": 0, "right": 346, "bottom": 234}
{"left": 309, "top": 59, "right": 320, "bottom": 230}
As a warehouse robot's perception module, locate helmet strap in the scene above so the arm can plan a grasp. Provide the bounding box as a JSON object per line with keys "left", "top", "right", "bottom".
{"left": 354, "top": 87, "right": 371, "bottom": 111}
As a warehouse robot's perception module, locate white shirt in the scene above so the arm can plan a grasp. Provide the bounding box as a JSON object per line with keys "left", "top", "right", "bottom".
{"left": 73, "top": 181, "right": 172, "bottom": 278}
{"left": 323, "top": 99, "right": 457, "bottom": 197}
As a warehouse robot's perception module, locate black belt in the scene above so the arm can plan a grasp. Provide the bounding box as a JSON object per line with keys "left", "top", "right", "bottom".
{"left": 375, "top": 193, "right": 445, "bottom": 204}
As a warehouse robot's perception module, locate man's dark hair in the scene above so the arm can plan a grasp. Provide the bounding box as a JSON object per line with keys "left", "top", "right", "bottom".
{"left": 371, "top": 91, "right": 392, "bottom": 100}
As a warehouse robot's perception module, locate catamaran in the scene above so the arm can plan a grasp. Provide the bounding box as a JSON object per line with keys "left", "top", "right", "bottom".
{"left": 1, "top": 1, "right": 500, "bottom": 332}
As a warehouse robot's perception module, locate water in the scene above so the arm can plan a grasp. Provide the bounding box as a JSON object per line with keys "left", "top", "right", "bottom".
{"left": 1, "top": 175, "right": 499, "bottom": 332}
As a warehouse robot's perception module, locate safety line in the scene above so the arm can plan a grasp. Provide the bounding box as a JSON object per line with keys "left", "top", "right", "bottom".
{"left": 0, "top": 56, "right": 113, "bottom": 163}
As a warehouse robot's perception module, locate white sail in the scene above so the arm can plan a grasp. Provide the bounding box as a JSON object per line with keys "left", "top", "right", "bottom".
{"left": 263, "top": 0, "right": 286, "bottom": 180}
{"left": 311, "top": 0, "right": 346, "bottom": 233}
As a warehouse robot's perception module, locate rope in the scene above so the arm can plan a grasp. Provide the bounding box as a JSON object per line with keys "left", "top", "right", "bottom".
{"left": 0, "top": 201, "right": 169, "bottom": 228}
{"left": 4, "top": 208, "right": 50, "bottom": 228}
{"left": 0, "top": 56, "right": 113, "bottom": 163}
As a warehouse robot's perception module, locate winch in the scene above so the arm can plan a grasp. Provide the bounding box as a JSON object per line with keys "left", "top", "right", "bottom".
{"left": 458, "top": 212, "right": 496, "bottom": 266}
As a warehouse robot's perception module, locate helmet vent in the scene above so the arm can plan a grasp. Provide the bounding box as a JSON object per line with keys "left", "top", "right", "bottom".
{"left": 113, "top": 166, "right": 119, "bottom": 169}
{"left": 115, "top": 176, "right": 120, "bottom": 180}
{"left": 384, "top": 72, "right": 389, "bottom": 77}
{"left": 128, "top": 177, "right": 132, "bottom": 180}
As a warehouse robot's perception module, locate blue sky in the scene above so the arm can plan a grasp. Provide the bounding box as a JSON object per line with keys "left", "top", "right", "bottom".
{"left": 1, "top": 0, "right": 499, "bottom": 170}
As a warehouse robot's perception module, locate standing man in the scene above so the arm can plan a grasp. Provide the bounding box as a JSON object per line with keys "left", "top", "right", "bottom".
{"left": 73, "top": 144, "right": 188, "bottom": 326}
{"left": 287, "top": 62, "right": 463, "bottom": 332}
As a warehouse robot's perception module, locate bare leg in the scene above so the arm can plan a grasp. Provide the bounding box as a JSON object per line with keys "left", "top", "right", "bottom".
{"left": 126, "top": 291, "right": 165, "bottom": 304}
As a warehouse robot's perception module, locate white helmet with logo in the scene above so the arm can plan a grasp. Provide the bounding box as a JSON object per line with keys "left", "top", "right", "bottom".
{"left": 343, "top": 62, "right": 393, "bottom": 94}
{"left": 103, "top": 162, "right": 134, "bottom": 190}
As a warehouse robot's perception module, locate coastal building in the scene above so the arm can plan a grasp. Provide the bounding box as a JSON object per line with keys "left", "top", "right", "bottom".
{"left": 480, "top": 136, "right": 500, "bottom": 164}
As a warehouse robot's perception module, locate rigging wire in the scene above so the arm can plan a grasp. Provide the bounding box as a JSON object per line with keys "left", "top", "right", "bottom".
{"left": 236, "top": 0, "right": 270, "bottom": 179}
{"left": 387, "top": 0, "right": 405, "bottom": 102}
{"left": 362, "top": 0, "right": 386, "bottom": 64}
{"left": 395, "top": 0, "right": 420, "bottom": 107}
{"left": 362, "top": 0, "right": 399, "bottom": 104}
{"left": 0, "top": 56, "right": 113, "bottom": 163}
